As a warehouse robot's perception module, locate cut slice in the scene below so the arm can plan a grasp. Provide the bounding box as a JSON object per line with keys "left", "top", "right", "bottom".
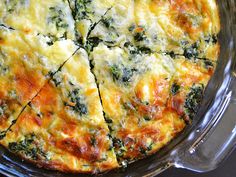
{"left": 68, "top": 0, "right": 116, "bottom": 44}
{"left": 69, "top": 0, "right": 168, "bottom": 53}
{"left": 91, "top": 44, "right": 186, "bottom": 163}
{"left": 1, "top": 48, "right": 119, "bottom": 173}
{"left": 0, "top": 0, "right": 75, "bottom": 40}
{"left": 0, "top": 29, "right": 79, "bottom": 138}
{"left": 69, "top": 0, "right": 220, "bottom": 62}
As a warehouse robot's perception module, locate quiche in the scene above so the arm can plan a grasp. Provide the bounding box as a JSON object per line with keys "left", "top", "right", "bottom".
{"left": 91, "top": 44, "right": 186, "bottom": 162}
{"left": 0, "top": 0, "right": 220, "bottom": 174}
{"left": 1, "top": 49, "right": 118, "bottom": 173}
{"left": 0, "top": 0, "right": 75, "bottom": 40}
{"left": 0, "top": 29, "right": 77, "bottom": 138}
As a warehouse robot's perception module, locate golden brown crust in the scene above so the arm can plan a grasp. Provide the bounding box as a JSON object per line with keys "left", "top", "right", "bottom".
{"left": 0, "top": 0, "right": 220, "bottom": 173}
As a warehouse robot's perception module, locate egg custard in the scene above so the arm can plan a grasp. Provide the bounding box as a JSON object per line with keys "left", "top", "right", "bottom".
{"left": 0, "top": 0, "right": 220, "bottom": 174}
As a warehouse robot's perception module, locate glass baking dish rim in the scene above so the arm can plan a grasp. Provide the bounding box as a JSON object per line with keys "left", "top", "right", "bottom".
{"left": 0, "top": 0, "right": 235, "bottom": 176}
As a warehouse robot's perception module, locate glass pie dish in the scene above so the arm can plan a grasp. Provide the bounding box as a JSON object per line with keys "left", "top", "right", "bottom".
{"left": 0, "top": 0, "right": 235, "bottom": 176}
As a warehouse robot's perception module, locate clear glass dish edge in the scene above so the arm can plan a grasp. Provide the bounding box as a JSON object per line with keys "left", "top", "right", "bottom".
{"left": 0, "top": 0, "right": 235, "bottom": 176}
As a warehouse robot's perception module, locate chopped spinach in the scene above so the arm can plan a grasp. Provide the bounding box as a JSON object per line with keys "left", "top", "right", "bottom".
{"left": 86, "top": 7, "right": 112, "bottom": 39}
{"left": 44, "top": 33, "right": 68, "bottom": 46}
{"left": 68, "top": 88, "right": 88, "bottom": 116}
{"left": 122, "top": 68, "right": 135, "bottom": 82}
{"left": 8, "top": 90, "right": 17, "bottom": 99}
{"left": 8, "top": 134, "right": 48, "bottom": 160}
{"left": 104, "top": 114, "right": 113, "bottom": 132}
{"left": 165, "top": 51, "right": 178, "bottom": 58}
{"left": 124, "top": 42, "right": 136, "bottom": 53}
{"left": 4, "top": 0, "right": 18, "bottom": 13}
{"left": 205, "top": 34, "right": 218, "bottom": 44}
{"left": 113, "top": 138, "right": 124, "bottom": 148}
{"left": 73, "top": 0, "right": 93, "bottom": 21}
{"left": 48, "top": 6, "right": 69, "bottom": 31}
{"left": 128, "top": 24, "right": 136, "bottom": 32}
{"left": 147, "top": 143, "right": 153, "bottom": 151}
{"left": 184, "top": 84, "right": 204, "bottom": 119}
{"left": 183, "top": 43, "right": 199, "bottom": 59}
{"left": 90, "top": 135, "right": 97, "bottom": 147}
{"left": 104, "top": 114, "right": 113, "bottom": 124}
{"left": 134, "top": 31, "right": 146, "bottom": 42}
{"left": 101, "top": 17, "right": 114, "bottom": 29}
{"left": 139, "top": 143, "right": 153, "bottom": 156}
{"left": 107, "top": 134, "right": 115, "bottom": 150}
{"left": 47, "top": 70, "right": 55, "bottom": 78}
{"left": 113, "top": 138, "right": 126, "bottom": 158}
{"left": 110, "top": 64, "right": 137, "bottom": 84}
{"left": 110, "top": 64, "right": 123, "bottom": 81}
{"left": 171, "top": 83, "right": 180, "bottom": 95}
{"left": 137, "top": 46, "right": 152, "bottom": 54}
{"left": 51, "top": 74, "right": 62, "bottom": 87}
{"left": 4, "top": 0, "right": 27, "bottom": 13}
{"left": 85, "top": 37, "right": 102, "bottom": 52}
{"left": 128, "top": 24, "right": 147, "bottom": 42}
{"left": 139, "top": 147, "right": 147, "bottom": 155}
{"left": 124, "top": 42, "right": 152, "bottom": 55}
{"left": 143, "top": 116, "right": 151, "bottom": 121}
{"left": 212, "top": 35, "right": 218, "bottom": 44}
{"left": 203, "top": 59, "right": 214, "bottom": 69}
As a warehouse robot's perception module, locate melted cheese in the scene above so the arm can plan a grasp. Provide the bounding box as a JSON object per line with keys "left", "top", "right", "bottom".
{"left": 1, "top": 48, "right": 118, "bottom": 173}
{"left": 0, "top": 29, "right": 75, "bottom": 133}
{"left": 0, "top": 0, "right": 75, "bottom": 39}
{"left": 71, "top": 0, "right": 220, "bottom": 60}
{"left": 91, "top": 44, "right": 186, "bottom": 161}
{"left": 167, "top": 55, "right": 215, "bottom": 120}
{"left": 0, "top": 0, "right": 220, "bottom": 173}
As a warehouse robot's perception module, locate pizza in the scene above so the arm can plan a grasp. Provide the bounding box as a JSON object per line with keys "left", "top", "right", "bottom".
{"left": 0, "top": 0, "right": 220, "bottom": 174}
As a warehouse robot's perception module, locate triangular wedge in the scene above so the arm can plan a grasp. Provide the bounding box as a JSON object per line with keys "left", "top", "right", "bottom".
{"left": 0, "top": 29, "right": 79, "bottom": 138}
{"left": 69, "top": 0, "right": 220, "bottom": 62}
{"left": 0, "top": 0, "right": 75, "bottom": 40}
{"left": 68, "top": 0, "right": 168, "bottom": 52}
{"left": 91, "top": 44, "right": 186, "bottom": 163}
{"left": 1, "top": 48, "right": 119, "bottom": 173}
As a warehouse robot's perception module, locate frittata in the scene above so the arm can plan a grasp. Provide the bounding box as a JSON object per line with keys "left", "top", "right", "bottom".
{"left": 0, "top": 0, "right": 220, "bottom": 174}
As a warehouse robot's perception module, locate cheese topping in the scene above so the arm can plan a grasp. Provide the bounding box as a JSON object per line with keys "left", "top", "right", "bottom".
{"left": 0, "top": 0, "right": 220, "bottom": 173}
